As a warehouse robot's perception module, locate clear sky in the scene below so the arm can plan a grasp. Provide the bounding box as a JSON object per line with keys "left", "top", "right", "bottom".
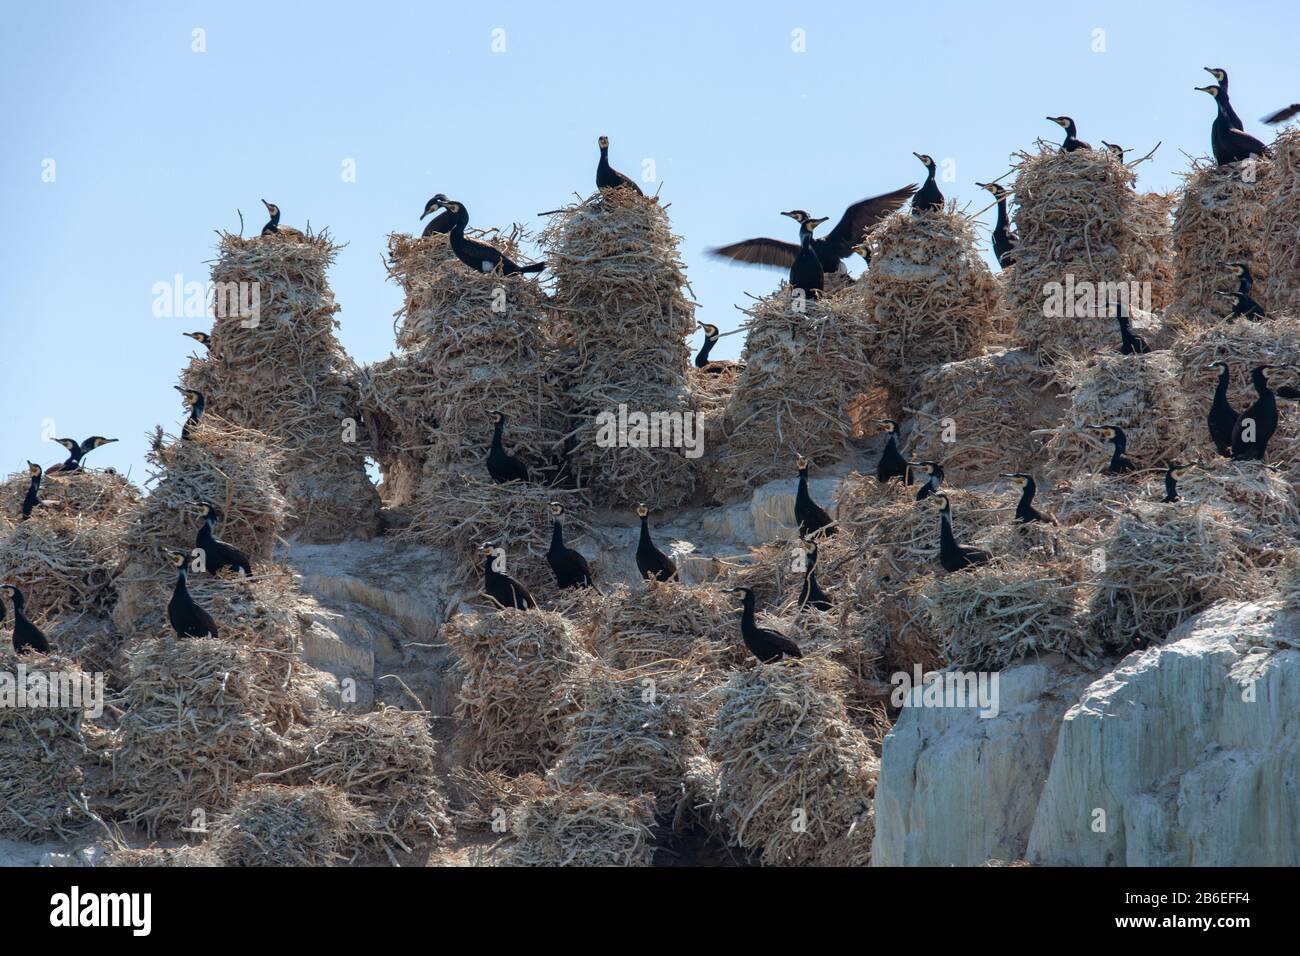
{"left": 3, "top": 1, "right": 1296, "bottom": 482}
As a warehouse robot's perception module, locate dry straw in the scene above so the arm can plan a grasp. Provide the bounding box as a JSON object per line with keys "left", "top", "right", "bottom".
{"left": 1262, "top": 129, "right": 1300, "bottom": 315}
{"left": 208, "top": 783, "right": 371, "bottom": 866}
{"left": 0, "top": 511, "right": 125, "bottom": 621}
{"left": 709, "top": 658, "right": 877, "bottom": 866}
{"left": 503, "top": 789, "right": 657, "bottom": 867}
{"left": 1128, "top": 191, "right": 1177, "bottom": 312}
{"left": 1170, "top": 157, "right": 1273, "bottom": 327}
{"left": 1, "top": 468, "right": 139, "bottom": 525}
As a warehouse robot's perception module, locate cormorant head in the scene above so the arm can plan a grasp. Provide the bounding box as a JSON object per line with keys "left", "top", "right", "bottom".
{"left": 975, "top": 181, "right": 1009, "bottom": 199}
{"left": 1000, "top": 472, "right": 1032, "bottom": 490}
{"left": 84, "top": 437, "right": 117, "bottom": 450}
{"left": 1046, "top": 116, "right": 1075, "bottom": 132}
{"left": 598, "top": 135, "right": 610, "bottom": 150}
{"left": 548, "top": 501, "right": 563, "bottom": 518}
{"left": 491, "top": 410, "right": 506, "bottom": 425}
{"left": 912, "top": 153, "right": 936, "bottom": 173}
{"left": 932, "top": 493, "right": 951, "bottom": 513}
{"left": 1228, "top": 262, "right": 1249, "bottom": 277}
{"left": 802, "top": 538, "right": 818, "bottom": 556}
{"left": 721, "top": 586, "right": 753, "bottom": 601}
{"left": 796, "top": 455, "right": 809, "bottom": 471}
{"left": 420, "top": 196, "right": 443, "bottom": 220}
{"left": 183, "top": 331, "right": 211, "bottom": 346}
{"left": 199, "top": 500, "right": 221, "bottom": 520}
{"left": 850, "top": 242, "right": 871, "bottom": 260}
{"left": 635, "top": 503, "right": 649, "bottom": 519}
{"left": 1204, "top": 67, "right": 1227, "bottom": 83}
{"left": 781, "top": 210, "right": 810, "bottom": 223}
{"left": 261, "top": 199, "right": 279, "bottom": 218}
{"left": 801, "top": 216, "right": 829, "bottom": 234}
{"left": 1205, "top": 360, "right": 1230, "bottom": 373}
{"left": 1102, "top": 142, "right": 1126, "bottom": 160}
{"left": 877, "top": 419, "right": 899, "bottom": 434}
{"left": 909, "top": 461, "right": 937, "bottom": 477}
{"left": 1195, "top": 85, "right": 1220, "bottom": 99}
{"left": 699, "top": 322, "right": 719, "bottom": 340}
{"left": 27, "top": 461, "right": 41, "bottom": 478}
{"left": 54, "top": 438, "right": 79, "bottom": 453}
{"left": 428, "top": 193, "right": 460, "bottom": 215}
{"left": 1087, "top": 424, "right": 1122, "bottom": 443}
{"left": 0, "top": 584, "right": 15, "bottom": 598}
{"left": 1167, "top": 462, "right": 1194, "bottom": 480}
{"left": 166, "top": 549, "right": 189, "bottom": 569}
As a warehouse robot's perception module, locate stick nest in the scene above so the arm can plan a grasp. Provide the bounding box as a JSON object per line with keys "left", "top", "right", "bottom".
{"left": 1262, "top": 129, "right": 1300, "bottom": 315}
{"left": 208, "top": 783, "right": 372, "bottom": 866}
{"left": 0, "top": 511, "right": 127, "bottom": 621}
{"left": 503, "top": 788, "right": 657, "bottom": 867}
{"left": 2, "top": 468, "right": 139, "bottom": 525}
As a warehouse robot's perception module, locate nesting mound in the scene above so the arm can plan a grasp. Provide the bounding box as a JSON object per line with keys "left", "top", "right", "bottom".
{"left": 1, "top": 467, "right": 139, "bottom": 525}
{"left": 1129, "top": 191, "right": 1177, "bottom": 312}
{"left": 1085, "top": 504, "right": 1252, "bottom": 653}
{"left": 848, "top": 204, "right": 1001, "bottom": 389}
{"left": 1263, "top": 130, "right": 1300, "bottom": 314}
{"left": 1005, "top": 146, "right": 1145, "bottom": 359}
{"left": 1170, "top": 158, "right": 1273, "bottom": 325}
{"left": 1190, "top": 464, "right": 1300, "bottom": 563}
{"left": 443, "top": 609, "right": 595, "bottom": 774}
{"left": 0, "top": 651, "right": 99, "bottom": 840}
{"left": 294, "top": 707, "right": 452, "bottom": 855}
{"left": 710, "top": 291, "right": 879, "bottom": 493}
{"left": 184, "top": 230, "right": 380, "bottom": 541}
{"left": 709, "top": 659, "right": 877, "bottom": 866}
{"left": 541, "top": 192, "right": 698, "bottom": 508}
{"left": 209, "top": 783, "right": 370, "bottom": 866}
{"left": 0, "top": 511, "right": 125, "bottom": 620}
{"left": 1042, "top": 352, "right": 1196, "bottom": 480}
{"left": 903, "top": 348, "right": 1062, "bottom": 485}
{"left": 102, "top": 845, "right": 222, "bottom": 867}
{"left": 503, "top": 789, "right": 657, "bottom": 867}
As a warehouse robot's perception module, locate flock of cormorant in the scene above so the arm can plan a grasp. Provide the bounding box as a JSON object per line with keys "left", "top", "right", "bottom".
{"left": 5, "top": 70, "right": 1298, "bottom": 664}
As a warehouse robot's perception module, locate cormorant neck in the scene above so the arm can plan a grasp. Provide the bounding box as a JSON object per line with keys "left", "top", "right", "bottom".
{"left": 739, "top": 591, "right": 756, "bottom": 628}
{"left": 939, "top": 511, "right": 957, "bottom": 548}
{"left": 994, "top": 198, "right": 1008, "bottom": 229}
{"left": 696, "top": 337, "right": 715, "bottom": 364}
{"left": 638, "top": 516, "right": 650, "bottom": 545}
{"left": 492, "top": 420, "right": 504, "bottom": 447}
{"left": 551, "top": 518, "right": 564, "bottom": 549}
{"left": 1018, "top": 483, "right": 1034, "bottom": 512}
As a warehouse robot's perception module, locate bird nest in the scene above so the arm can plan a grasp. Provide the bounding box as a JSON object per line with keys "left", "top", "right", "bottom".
{"left": 708, "top": 658, "right": 877, "bottom": 866}
{"left": 1084, "top": 503, "right": 1255, "bottom": 653}
{"left": 0, "top": 511, "right": 126, "bottom": 621}
{"left": 1262, "top": 129, "right": 1300, "bottom": 315}
{"left": 1005, "top": 146, "right": 1144, "bottom": 360}
{"left": 191, "top": 231, "right": 380, "bottom": 542}
{"left": 0, "top": 650, "right": 99, "bottom": 841}
{"left": 903, "top": 348, "right": 1063, "bottom": 485}
{"left": 707, "top": 290, "right": 880, "bottom": 494}
{"left": 921, "top": 560, "right": 1090, "bottom": 670}
{"left": 1170, "top": 157, "right": 1274, "bottom": 327}
{"left": 847, "top": 204, "right": 1001, "bottom": 388}
{"left": 208, "top": 783, "right": 372, "bottom": 866}
{"left": 502, "top": 788, "right": 657, "bottom": 867}
{"left": 442, "top": 608, "right": 595, "bottom": 775}
{"left": 1129, "top": 191, "right": 1178, "bottom": 312}
{"left": 0, "top": 467, "right": 139, "bottom": 525}
{"left": 1176, "top": 464, "right": 1300, "bottom": 567}
{"left": 290, "top": 706, "right": 453, "bottom": 857}
{"left": 102, "top": 845, "right": 222, "bottom": 867}
{"left": 546, "top": 666, "right": 717, "bottom": 823}
{"left": 102, "top": 634, "right": 313, "bottom": 837}
{"left": 1040, "top": 351, "right": 1197, "bottom": 481}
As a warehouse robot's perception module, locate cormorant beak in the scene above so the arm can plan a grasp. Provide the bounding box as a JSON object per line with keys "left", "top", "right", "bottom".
{"left": 1195, "top": 86, "right": 1216, "bottom": 96}
{"left": 261, "top": 199, "right": 272, "bottom": 210}
{"left": 780, "top": 211, "right": 799, "bottom": 220}
{"left": 420, "top": 207, "right": 431, "bottom": 220}
{"left": 810, "top": 217, "right": 830, "bottom": 228}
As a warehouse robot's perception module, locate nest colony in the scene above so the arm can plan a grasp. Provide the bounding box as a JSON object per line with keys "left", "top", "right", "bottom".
{"left": 541, "top": 190, "right": 699, "bottom": 508}
{"left": 504, "top": 789, "right": 657, "bottom": 866}
{"left": 1170, "top": 158, "right": 1273, "bottom": 324}
{"left": 1005, "top": 146, "right": 1146, "bottom": 359}
{"left": 182, "top": 230, "right": 380, "bottom": 542}
{"left": 1262, "top": 128, "right": 1300, "bottom": 316}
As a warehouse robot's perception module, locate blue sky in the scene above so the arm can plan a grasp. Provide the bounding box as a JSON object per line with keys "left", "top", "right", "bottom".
{"left": 3, "top": 1, "right": 1296, "bottom": 482}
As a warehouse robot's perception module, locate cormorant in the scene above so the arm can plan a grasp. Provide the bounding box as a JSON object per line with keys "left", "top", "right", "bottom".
{"left": 1204, "top": 361, "right": 1238, "bottom": 457}
{"left": 1047, "top": 116, "right": 1091, "bottom": 152}
{"left": 1102, "top": 142, "right": 1127, "bottom": 161}
{"left": 195, "top": 502, "right": 252, "bottom": 576}
{"left": 183, "top": 331, "right": 212, "bottom": 349}
{"left": 788, "top": 214, "right": 829, "bottom": 297}
{"left": 1196, "top": 86, "right": 1268, "bottom": 165}
{"left": 1231, "top": 365, "right": 1286, "bottom": 460}
{"left": 1216, "top": 267, "right": 1267, "bottom": 320}
{"left": 722, "top": 586, "right": 802, "bottom": 663}
{"left": 1115, "top": 301, "right": 1150, "bottom": 355}
{"left": 976, "top": 181, "right": 1018, "bottom": 268}
{"left": 1, "top": 584, "right": 49, "bottom": 654}
{"left": 175, "top": 386, "right": 205, "bottom": 439}
{"left": 1162, "top": 462, "right": 1196, "bottom": 503}
{"left": 1262, "top": 103, "right": 1300, "bottom": 126}
{"left": 876, "top": 419, "right": 910, "bottom": 484}
{"left": 797, "top": 538, "right": 832, "bottom": 612}
{"left": 419, "top": 195, "right": 456, "bottom": 237}
{"left": 20, "top": 462, "right": 43, "bottom": 521}
{"left": 546, "top": 501, "right": 595, "bottom": 590}
{"left": 480, "top": 543, "right": 536, "bottom": 610}
{"left": 695, "top": 323, "right": 722, "bottom": 369}
{"left": 911, "top": 154, "right": 944, "bottom": 212}
{"left": 795, "top": 456, "right": 835, "bottom": 537}
{"left": 708, "top": 186, "right": 916, "bottom": 273}
{"left": 1204, "top": 68, "right": 1245, "bottom": 134}
{"left": 596, "top": 136, "right": 643, "bottom": 195}
{"left": 47, "top": 436, "right": 118, "bottom": 474}
{"left": 425, "top": 195, "right": 547, "bottom": 276}
{"left": 635, "top": 504, "right": 678, "bottom": 582}
{"left": 908, "top": 460, "right": 944, "bottom": 501}
{"left": 1088, "top": 424, "right": 1136, "bottom": 474}
{"left": 1000, "top": 473, "right": 1055, "bottom": 524}
{"left": 933, "top": 494, "right": 991, "bottom": 573}
{"left": 260, "top": 200, "right": 304, "bottom": 238}
{"left": 166, "top": 550, "right": 219, "bottom": 639}
{"left": 486, "top": 411, "right": 530, "bottom": 483}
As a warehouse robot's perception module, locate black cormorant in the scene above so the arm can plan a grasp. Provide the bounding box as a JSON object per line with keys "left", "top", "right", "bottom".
{"left": 934, "top": 494, "right": 991, "bottom": 572}
{"left": 1001, "top": 473, "right": 1055, "bottom": 524}
{"left": 1115, "top": 301, "right": 1150, "bottom": 355}
{"left": 1, "top": 584, "right": 49, "bottom": 654}
{"left": 486, "top": 411, "right": 530, "bottom": 483}
{"left": 797, "top": 538, "right": 832, "bottom": 612}
{"left": 1204, "top": 68, "right": 1245, "bottom": 134}
{"left": 908, "top": 460, "right": 944, "bottom": 501}
{"left": 175, "top": 386, "right": 205, "bottom": 440}
{"left": 1231, "top": 365, "right": 1286, "bottom": 460}
{"left": 166, "top": 551, "right": 219, "bottom": 640}
{"left": 419, "top": 195, "right": 456, "bottom": 236}
{"left": 1204, "top": 361, "right": 1238, "bottom": 457}
{"left": 480, "top": 543, "right": 536, "bottom": 610}
{"left": 183, "top": 331, "right": 212, "bottom": 349}
{"left": 1047, "top": 116, "right": 1091, "bottom": 152}
{"left": 1197, "top": 86, "right": 1268, "bottom": 165}
{"left": 196, "top": 502, "right": 252, "bottom": 576}
{"left": 596, "top": 136, "right": 643, "bottom": 195}
{"left": 546, "top": 501, "right": 595, "bottom": 590}
{"left": 708, "top": 186, "right": 915, "bottom": 275}
{"left": 47, "top": 436, "right": 118, "bottom": 474}
{"left": 788, "top": 214, "right": 829, "bottom": 297}
{"left": 425, "top": 195, "right": 547, "bottom": 276}
{"left": 1102, "top": 142, "right": 1127, "bottom": 161}
{"left": 976, "top": 181, "right": 1018, "bottom": 268}
{"left": 911, "top": 154, "right": 944, "bottom": 212}
{"left": 795, "top": 456, "right": 835, "bottom": 537}
{"left": 20, "top": 462, "right": 43, "bottom": 521}
{"left": 876, "top": 419, "right": 910, "bottom": 484}
{"left": 1262, "top": 103, "right": 1300, "bottom": 126}
{"left": 1088, "top": 424, "right": 1136, "bottom": 474}
{"left": 1215, "top": 276, "right": 1267, "bottom": 320}
{"left": 635, "top": 504, "right": 678, "bottom": 582}
{"left": 1162, "top": 462, "right": 1196, "bottom": 503}
{"left": 260, "top": 200, "right": 304, "bottom": 238}
{"left": 695, "top": 323, "right": 722, "bottom": 369}
{"left": 722, "top": 586, "right": 802, "bottom": 662}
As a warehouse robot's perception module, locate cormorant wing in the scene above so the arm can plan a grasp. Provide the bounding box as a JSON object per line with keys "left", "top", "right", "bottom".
{"left": 822, "top": 184, "right": 919, "bottom": 257}
{"left": 1262, "top": 104, "right": 1300, "bottom": 125}
{"left": 1277, "top": 385, "right": 1300, "bottom": 400}
{"left": 767, "top": 628, "right": 803, "bottom": 658}
{"left": 708, "top": 237, "right": 801, "bottom": 269}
